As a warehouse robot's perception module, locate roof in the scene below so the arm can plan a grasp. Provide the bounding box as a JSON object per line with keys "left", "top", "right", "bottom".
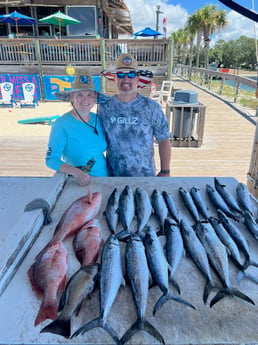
{"left": 103, "top": 0, "right": 133, "bottom": 35}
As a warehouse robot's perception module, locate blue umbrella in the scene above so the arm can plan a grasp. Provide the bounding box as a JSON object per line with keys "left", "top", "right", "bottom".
{"left": 134, "top": 27, "right": 162, "bottom": 37}
{"left": 0, "top": 11, "right": 36, "bottom": 36}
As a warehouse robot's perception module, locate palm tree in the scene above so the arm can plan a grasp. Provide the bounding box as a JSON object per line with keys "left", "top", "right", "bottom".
{"left": 197, "top": 5, "right": 227, "bottom": 69}
{"left": 171, "top": 28, "right": 189, "bottom": 65}
{"left": 185, "top": 11, "right": 202, "bottom": 68}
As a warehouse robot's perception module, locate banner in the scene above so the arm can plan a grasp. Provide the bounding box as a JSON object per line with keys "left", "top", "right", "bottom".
{"left": 43, "top": 75, "right": 101, "bottom": 101}
{"left": 0, "top": 74, "right": 41, "bottom": 100}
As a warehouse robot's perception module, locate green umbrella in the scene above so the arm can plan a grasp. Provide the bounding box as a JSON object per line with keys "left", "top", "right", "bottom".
{"left": 39, "top": 11, "right": 81, "bottom": 38}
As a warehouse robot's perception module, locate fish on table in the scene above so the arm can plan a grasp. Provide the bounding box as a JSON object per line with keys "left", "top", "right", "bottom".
{"left": 40, "top": 263, "right": 99, "bottom": 339}
{"left": 151, "top": 189, "right": 168, "bottom": 235}
{"left": 117, "top": 185, "right": 135, "bottom": 239}
{"left": 214, "top": 178, "right": 242, "bottom": 214}
{"left": 73, "top": 218, "right": 103, "bottom": 267}
{"left": 121, "top": 234, "right": 165, "bottom": 345}
{"left": 51, "top": 192, "right": 102, "bottom": 243}
{"left": 28, "top": 241, "right": 68, "bottom": 326}
{"left": 162, "top": 191, "right": 180, "bottom": 223}
{"left": 72, "top": 234, "right": 125, "bottom": 345}
{"left": 103, "top": 188, "right": 120, "bottom": 234}
{"left": 180, "top": 219, "right": 216, "bottom": 304}
{"left": 143, "top": 224, "right": 195, "bottom": 315}
{"left": 135, "top": 187, "right": 153, "bottom": 237}
{"left": 179, "top": 187, "right": 200, "bottom": 224}
{"left": 164, "top": 218, "right": 184, "bottom": 294}
{"left": 190, "top": 186, "right": 210, "bottom": 220}
{"left": 237, "top": 182, "right": 255, "bottom": 216}
{"left": 195, "top": 220, "right": 255, "bottom": 307}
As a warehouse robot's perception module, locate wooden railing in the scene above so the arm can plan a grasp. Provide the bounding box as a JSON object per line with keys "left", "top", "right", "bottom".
{"left": 0, "top": 38, "right": 170, "bottom": 67}
{"left": 176, "top": 64, "right": 258, "bottom": 111}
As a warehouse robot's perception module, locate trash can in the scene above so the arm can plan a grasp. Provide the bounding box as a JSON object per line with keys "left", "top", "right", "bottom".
{"left": 173, "top": 90, "right": 199, "bottom": 138}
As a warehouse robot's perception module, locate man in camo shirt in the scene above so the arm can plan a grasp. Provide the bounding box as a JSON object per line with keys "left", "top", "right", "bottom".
{"left": 99, "top": 53, "right": 171, "bottom": 177}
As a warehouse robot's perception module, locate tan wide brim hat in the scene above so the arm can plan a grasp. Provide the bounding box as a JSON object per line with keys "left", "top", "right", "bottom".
{"left": 54, "top": 72, "right": 109, "bottom": 104}
{"left": 101, "top": 53, "right": 153, "bottom": 88}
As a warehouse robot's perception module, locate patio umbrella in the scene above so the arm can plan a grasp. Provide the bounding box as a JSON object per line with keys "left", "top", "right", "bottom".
{"left": 0, "top": 11, "right": 36, "bottom": 36}
{"left": 134, "top": 27, "right": 162, "bottom": 37}
{"left": 39, "top": 11, "right": 81, "bottom": 38}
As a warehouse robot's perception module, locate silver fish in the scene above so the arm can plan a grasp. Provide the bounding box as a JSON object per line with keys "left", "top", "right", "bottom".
{"left": 162, "top": 191, "right": 180, "bottom": 223}
{"left": 244, "top": 210, "right": 258, "bottom": 240}
{"left": 144, "top": 224, "right": 195, "bottom": 315}
{"left": 237, "top": 182, "right": 254, "bottom": 215}
{"left": 72, "top": 234, "right": 125, "bottom": 345}
{"left": 217, "top": 209, "right": 255, "bottom": 267}
{"left": 206, "top": 184, "right": 240, "bottom": 221}
{"left": 195, "top": 220, "right": 255, "bottom": 307}
{"left": 190, "top": 186, "right": 210, "bottom": 220}
{"left": 151, "top": 189, "right": 168, "bottom": 235}
{"left": 135, "top": 187, "right": 152, "bottom": 236}
{"left": 41, "top": 263, "right": 99, "bottom": 338}
{"left": 180, "top": 219, "right": 215, "bottom": 304}
{"left": 121, "top": 234, "right": 165, "bottom": 345}
{"left": 164, "top": 218, "right": 183, "bottom": 294}
{"left": 214, "top": 178, "right": 242, "bottom": 213}
{"left": 179, "top": 186, "right": 200, "bottom": 223}
{"left": 209, "top": 216, "right": 243, "bottom": 267}
{"left": 119, "top": 185, "right": 135, "bottom": 233}
{"left": 103, "top": 188, "right": 120, "bottom": 234}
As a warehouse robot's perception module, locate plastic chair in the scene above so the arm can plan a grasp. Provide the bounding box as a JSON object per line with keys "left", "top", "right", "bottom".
{"left": 151, "top": 80, "right": 173, "bottom": 105}
{"left": 20, "top": 82, "right": 39, "bottom": 108}
{"left": 0, "top": 82, "right": 17, "bottom": 107}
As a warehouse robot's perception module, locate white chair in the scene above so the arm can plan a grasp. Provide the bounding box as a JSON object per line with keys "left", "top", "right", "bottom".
{"left": 0, "top": 82, "right": 17, "bottom": 107}
{"left": 20, "top": 82, "right": 39, "bottom": 108}
{"left": 151, "top": 80, "right": 173, "bottom": 105}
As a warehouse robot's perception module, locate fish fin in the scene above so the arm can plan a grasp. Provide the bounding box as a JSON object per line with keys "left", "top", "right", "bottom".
{"left": 72, "top": 317, "right": 121, "bottom": 345}
{"left": 120, "top": 318, "right": 165, "bottom": 345}
{"left": 27, "top": 263, "right": 43, "bottom": 298}
{"left": 34, "top": 298, "right": 58, "bottom": 326}
{"left": 203, "top": 281, "right": 214, "bottom": 305}
{"left": 40, "top": 318, "right": 71, "bottom": 338}
{"left": 230, "top": 288, "right": 255, "bottom": 305}
{"left": 238, "top": 270, "right": 258, "bottom": 285}
{"left": 210, "top": 290, "right": 227, "bottom": 308}
{"left": 153, "top": 292, "right": 195, "bottom": 315}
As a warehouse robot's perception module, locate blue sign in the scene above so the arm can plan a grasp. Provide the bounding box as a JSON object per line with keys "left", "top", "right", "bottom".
{"left": 0, "top": 74, "right": 41, "bottom": 100}
{"left": 43, "top": 75, "right": 101, "bottom": 101}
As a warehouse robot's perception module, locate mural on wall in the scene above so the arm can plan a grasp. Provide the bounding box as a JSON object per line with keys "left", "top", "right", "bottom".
{"left": 0, "top": 74, "right": 41, "bottom": 100}
{"left": 43, "top": 75, "right": 101, "bottom": 101}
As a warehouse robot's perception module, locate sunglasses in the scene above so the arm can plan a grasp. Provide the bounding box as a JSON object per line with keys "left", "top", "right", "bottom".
{"left": 116, "top": 71, "right": 138, "bottom": 79}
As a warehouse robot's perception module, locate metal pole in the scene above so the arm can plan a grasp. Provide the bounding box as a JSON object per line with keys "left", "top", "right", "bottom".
{"left": 155, "top": 5, "right": 163, "bottom": 39}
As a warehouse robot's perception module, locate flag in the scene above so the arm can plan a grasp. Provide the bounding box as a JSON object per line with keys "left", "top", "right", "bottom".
{"left": 163, "top": 17, "right": 167, "bottom": 38}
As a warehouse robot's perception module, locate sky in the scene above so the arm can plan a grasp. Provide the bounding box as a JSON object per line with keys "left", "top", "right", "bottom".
{"left": 124, "top": 0, "right": 257, "bottom": 45}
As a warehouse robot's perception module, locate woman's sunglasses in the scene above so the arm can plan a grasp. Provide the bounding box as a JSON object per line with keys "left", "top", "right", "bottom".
{"left": 116, "top": 71, "right": 138, "bottom": 79}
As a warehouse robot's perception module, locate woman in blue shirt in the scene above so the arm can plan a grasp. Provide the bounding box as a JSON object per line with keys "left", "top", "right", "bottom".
{"left": 46, "top": 72, "right": 109, "bottom": 186}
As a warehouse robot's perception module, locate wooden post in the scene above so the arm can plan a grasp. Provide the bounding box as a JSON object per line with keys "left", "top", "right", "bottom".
{"left": 100, "top": 38, "right": 106, "bottom": 93}
{"left": 233, "top": 81, "right": 240, "bottom": 103}
{"left": 34, "top": 39, "right": 45, "bottom": 101}
{"left": 247, "top": 120, "right": 258, "bottom": 198}
{"left": 167, "top": 37, "right": 173, "bottom": 81}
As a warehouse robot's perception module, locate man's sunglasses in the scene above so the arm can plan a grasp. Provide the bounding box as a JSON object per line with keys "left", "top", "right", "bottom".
{"left": 116, "top": 71, "right": 138, "bottom": 79}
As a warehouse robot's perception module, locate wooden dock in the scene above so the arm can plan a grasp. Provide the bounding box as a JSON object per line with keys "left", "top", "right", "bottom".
{"left": 0, "top": 77, "right": 256, "bottom": 184}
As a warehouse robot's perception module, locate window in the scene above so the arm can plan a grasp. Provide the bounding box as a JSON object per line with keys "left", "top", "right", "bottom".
{"left": 67, "top": 6, "right": 97, "bottom": 37}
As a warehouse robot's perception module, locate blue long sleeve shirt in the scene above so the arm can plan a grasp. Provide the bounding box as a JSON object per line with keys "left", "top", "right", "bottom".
{"left": 46, "top": 112, "right": 108, "bottom": 176}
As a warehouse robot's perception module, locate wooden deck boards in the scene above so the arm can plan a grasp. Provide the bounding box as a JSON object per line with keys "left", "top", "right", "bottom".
{"left": 0, "top": 78, "right": 256, "bottom": 184}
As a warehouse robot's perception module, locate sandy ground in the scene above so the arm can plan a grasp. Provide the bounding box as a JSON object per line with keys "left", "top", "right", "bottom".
{"left": 0, "top": 101, "right": 72, "bottom": 137}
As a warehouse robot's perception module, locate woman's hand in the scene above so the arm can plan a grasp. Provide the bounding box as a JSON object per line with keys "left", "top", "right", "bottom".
{"left": 73, "top": 168, "right": 92, "bottom": 186}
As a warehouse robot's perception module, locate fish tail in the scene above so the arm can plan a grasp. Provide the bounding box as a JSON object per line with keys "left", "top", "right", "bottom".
{"left": 203, "top": 281, "right": 215, "bottom": 305}
{"left": 210, "top": 288, "right": 255, "bottom": 308}
{"left": 40, "top": 318, "right": 71, "bottom": 338}
{"left": 120, "top": 318, "right": 165, "bottom": 345}
{"left": 153, "top": 292, "right": 196, "bottom": 316}
{"left": 237, "top": 270, "right": 258, "bottom": 285}
{"left": 116, "top": 229, "right": 131, "bottom": 241}
{"left": 34, "top": 298, "right": 58, "bottom": 326}
{"left": 72, "top": 317, "right": 121, "bottom": 345}
{"left": 242, "top": 258, "right": 258, "bottom": 271}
